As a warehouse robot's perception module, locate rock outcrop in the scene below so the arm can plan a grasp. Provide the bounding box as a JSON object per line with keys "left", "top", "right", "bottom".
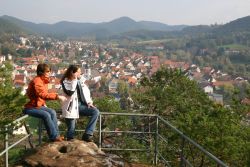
{"left": 22, "top": 139, "right": 152, "bottom": 167}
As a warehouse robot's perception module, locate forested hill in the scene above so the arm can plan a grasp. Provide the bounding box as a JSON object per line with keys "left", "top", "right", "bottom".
{"left": 214, "top": 15, "right": 250, "bottom": 34}
{"left": 180, "top": 15, "right": 250, "bottom": 36}
{"left": 0, "top": 18, "right": 25, "bottom": 35}
{"left": 0, "top": 15, "right": 186, "bottom": 38}
{"left": 1, "top": 15, "right": 250, "bottom": 39}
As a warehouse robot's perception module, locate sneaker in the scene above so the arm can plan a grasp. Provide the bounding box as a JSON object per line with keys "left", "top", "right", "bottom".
{"left": 82, "top": 133, "right": 93, "bottom": 142}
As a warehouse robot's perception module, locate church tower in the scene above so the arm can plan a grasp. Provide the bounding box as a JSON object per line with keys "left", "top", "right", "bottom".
{"left": 84, "top": 63, "right": 91, "bottom": 80}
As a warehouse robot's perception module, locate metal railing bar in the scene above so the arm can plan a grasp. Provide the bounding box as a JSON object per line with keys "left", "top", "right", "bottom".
{"left": 182, "top": 157, "right": 193, "bottom": 167}
{"left": 158, "top": 133, "right": 168, "bottom": 145}
{"left": 11, "top": 115, "right": 29, "bottom": 125}
{"left": 158, "top": 116, "right": 228, "bottom": 167}
{"left": 157, "top": 152, "right": 171, "bottom": 167}
{"left": 100, "top": 148, "right": 149, "bottom": 151}
{"left": 100, "top": 112, "right": 157, "bottom": 117}
{"left": 180, "top": 137, "right": 185, "bottom": 167}
{"left": 5, "top": 125, "right": 8, "bottom": 167}
{"left": 0, "top": 134, "right": 31, "bottom": 156}
{"left": 23, "top": 122, "right": 34, "bottom": 149}
{"left": 99, "top": 114, "right": 102, "bottom": 148}
{"left": 154, "top": 116, "right": 158, "bottom": 165}
{"left": 74, "top": 130, "right": 154, "bottom": 134}
{"left": 158, "top": 116, "right": 185, "bottom": 136}
{"left": 72, "top": 129, "right": 85, "bottom": 132}
{"left": 0, "top": 115, "right": 29, "bottom": 133}
{"left": 101, "top": 130, "right": 154, "bottom": 134}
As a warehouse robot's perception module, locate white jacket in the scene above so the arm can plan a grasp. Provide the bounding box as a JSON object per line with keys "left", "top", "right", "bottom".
{"left": 61, "top": 79, "right": 79, "bottom": 119}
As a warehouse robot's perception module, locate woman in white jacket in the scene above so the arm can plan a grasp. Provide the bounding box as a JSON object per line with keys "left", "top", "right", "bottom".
{"left": 61, "top": 65, "right": 99, "bottom": 141}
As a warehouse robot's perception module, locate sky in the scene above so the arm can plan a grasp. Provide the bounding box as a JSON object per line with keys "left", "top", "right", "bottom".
{"left": 1, "top": 0, "right": 250, "bottom": 25}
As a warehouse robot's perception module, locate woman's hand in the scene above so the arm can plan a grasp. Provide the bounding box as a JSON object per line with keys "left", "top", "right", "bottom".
{"left": 58, "top": 95, "right": 67, "bottom": 102}
{"left": 87, "top": 103, "right": 96, "bottom": 108}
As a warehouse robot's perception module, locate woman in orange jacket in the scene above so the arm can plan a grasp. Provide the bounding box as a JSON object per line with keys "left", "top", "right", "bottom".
{"left": 23, "top": 63, "right": 66, "bottom": 142}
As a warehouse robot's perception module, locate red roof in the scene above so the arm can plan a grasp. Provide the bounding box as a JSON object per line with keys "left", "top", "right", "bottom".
{"left": 14, "top": 80, "right": 25, "bottom": 86}
{"left": 14, "top": 74, "right": 25, "bottom": 81}
{"left": 128, "top": 77, "right": 137, "bottom": 84}
{"left": 242, "top": 98, "right": 250, "bottom": 105}
{"left": 213, "top": 81, "right": 234, "bottom": 87}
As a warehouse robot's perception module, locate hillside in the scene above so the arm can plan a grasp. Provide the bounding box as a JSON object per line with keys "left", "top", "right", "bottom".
{"left": 1, "top": 15, "right": 250, "bottom": 41}
{"left": 0, "top": 15, "right": 186, "bottom": 39}
{"left": 176, "top": 15, "right": 250, "bottom": 36}
{"left": 214, "top": 15, "right": 250, "bottom": 34}
{"left": 0, "top": 18, "right": 24, "bottom": 34}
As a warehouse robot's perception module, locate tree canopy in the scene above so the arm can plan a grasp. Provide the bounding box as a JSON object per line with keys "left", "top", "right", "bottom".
{"left": 131, "top": 67, "right": 250, "bottom": 166}
{"left": 0, "top": 62, "right": 26, "bottom": 139}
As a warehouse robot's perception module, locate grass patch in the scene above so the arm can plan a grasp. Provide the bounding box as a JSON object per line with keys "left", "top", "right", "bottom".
{"left": 136, "top": 38, "right": 176, "bottom": 44}
{"left": 218, "top": 44, "right": 249, "bottom": 50}
{"left": 8, "top": 147, "right": 26, "bottom": 166}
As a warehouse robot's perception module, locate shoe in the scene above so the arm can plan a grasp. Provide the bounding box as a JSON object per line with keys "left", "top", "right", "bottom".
{"left": 59, "top": 136, "right": 65, "bottom": 140}
{"left": 67, "top": 137, "right": 74, "bottom": 141}
{"left": 82, "top": 133, "right": 93, "bottom": 142}
{"left": 52, "top": 136, "right": 64, "bottom": 142}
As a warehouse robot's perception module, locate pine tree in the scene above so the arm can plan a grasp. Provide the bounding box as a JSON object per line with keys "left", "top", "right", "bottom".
{"left": 0, "top": 62, "right": 26, "bottom": 139}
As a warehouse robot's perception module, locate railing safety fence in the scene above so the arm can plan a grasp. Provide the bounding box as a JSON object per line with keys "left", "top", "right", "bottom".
{"left": 98, "top": 112, "right": 228, "bottom": 167}
{"left": 1, "top": 112, "right": 228, "bottom": 167}
{"left": 0, "top": 115, "right": 33, "bottom": 167}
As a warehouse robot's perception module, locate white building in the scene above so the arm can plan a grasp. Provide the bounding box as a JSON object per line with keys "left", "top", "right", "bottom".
{"left": 13, "top": 125, "right": 28, "bottom": 135}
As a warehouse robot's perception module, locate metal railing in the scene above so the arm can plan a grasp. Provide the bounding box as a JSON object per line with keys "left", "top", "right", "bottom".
{"left": 0, "top": 115, "right": 33, "bottom": 167}
{"left": 98, "top": 112, "right": 228, "bottom": 167}
{"left": 98, "top": 112, "right": 157, "bottom": 153}
{"left": 1, "top": 112, "right": 228, "bottom": 167}
{"left": 156, "top": 116, "right": 228, "bottom": 167}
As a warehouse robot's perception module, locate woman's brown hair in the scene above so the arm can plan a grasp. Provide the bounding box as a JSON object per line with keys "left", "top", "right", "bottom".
{"left": 37, "top": 63, "right": 51, "bottom": 76}
{"left": 60, "top": 65, "right": 80, "bottom": 83}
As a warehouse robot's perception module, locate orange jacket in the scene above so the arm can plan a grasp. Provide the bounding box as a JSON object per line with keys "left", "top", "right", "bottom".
{"left": 24, "top": 76, "right": 58, "bottom": 108}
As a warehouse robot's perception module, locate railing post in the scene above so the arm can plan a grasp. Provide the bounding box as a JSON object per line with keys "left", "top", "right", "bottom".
{"left": 179, "top": 137, "right": 185, "bottom": 167}
{"left": 98, "top": 114, "right": 102, "bottom": 149}
{"left": 23, "top": 122, "right": 34, "bottom": 149}
{"left": 154, "top": 116, "right": 158, "bottom": 166}
{"left": 4, "top": 125, "right": 8, "bottom": 167}
{"left": 38, "top": 119, "right": 42, "bottom": 145}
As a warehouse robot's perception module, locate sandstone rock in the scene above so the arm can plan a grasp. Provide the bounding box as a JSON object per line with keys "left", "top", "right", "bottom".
{"left": 23, "top": 139, "right": 124, "bottom": 167}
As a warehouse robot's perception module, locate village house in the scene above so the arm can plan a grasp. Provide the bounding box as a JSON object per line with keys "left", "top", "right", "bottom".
{"left": 0, "top": 55, "right": 6, "bottom": 64}
{"left": 208, "top": 93, "right": 223, "bottom": 105}
{"left": 200, "top": 81, "right": 214, "bottom": 94}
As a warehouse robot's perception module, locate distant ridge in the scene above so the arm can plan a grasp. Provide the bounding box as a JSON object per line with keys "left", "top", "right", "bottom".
{"left": 0, "top": 17, "right": 25, "bottom": 34}
{"left": 214, "top": 15, "right": 250, "bottom": 34}
{"left": 1, "top": 15, "right": 250, "bottom": 39}
{"left": 181, "top": 15, "right": 250, "bottom": 35}
{"left": 0, "top": 15, "right": 186, "bottom": 38}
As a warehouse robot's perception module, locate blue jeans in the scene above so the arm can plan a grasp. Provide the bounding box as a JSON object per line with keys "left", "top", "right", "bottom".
{"left": 79, "top": 104, "right": 100, "bottom": 135}
{"left": 65, "top": 104, "right": 99, "bottom": 139}
{"left": 65, "top": 118, "right": 76, "bottom": 140}
{"left": 23, "top": 106, "right": 59, "bottom": 140}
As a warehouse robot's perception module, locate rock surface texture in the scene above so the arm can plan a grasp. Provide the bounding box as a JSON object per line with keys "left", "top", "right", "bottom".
{"left": 23, "top": 139, "right": 152, "bottom": 167}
